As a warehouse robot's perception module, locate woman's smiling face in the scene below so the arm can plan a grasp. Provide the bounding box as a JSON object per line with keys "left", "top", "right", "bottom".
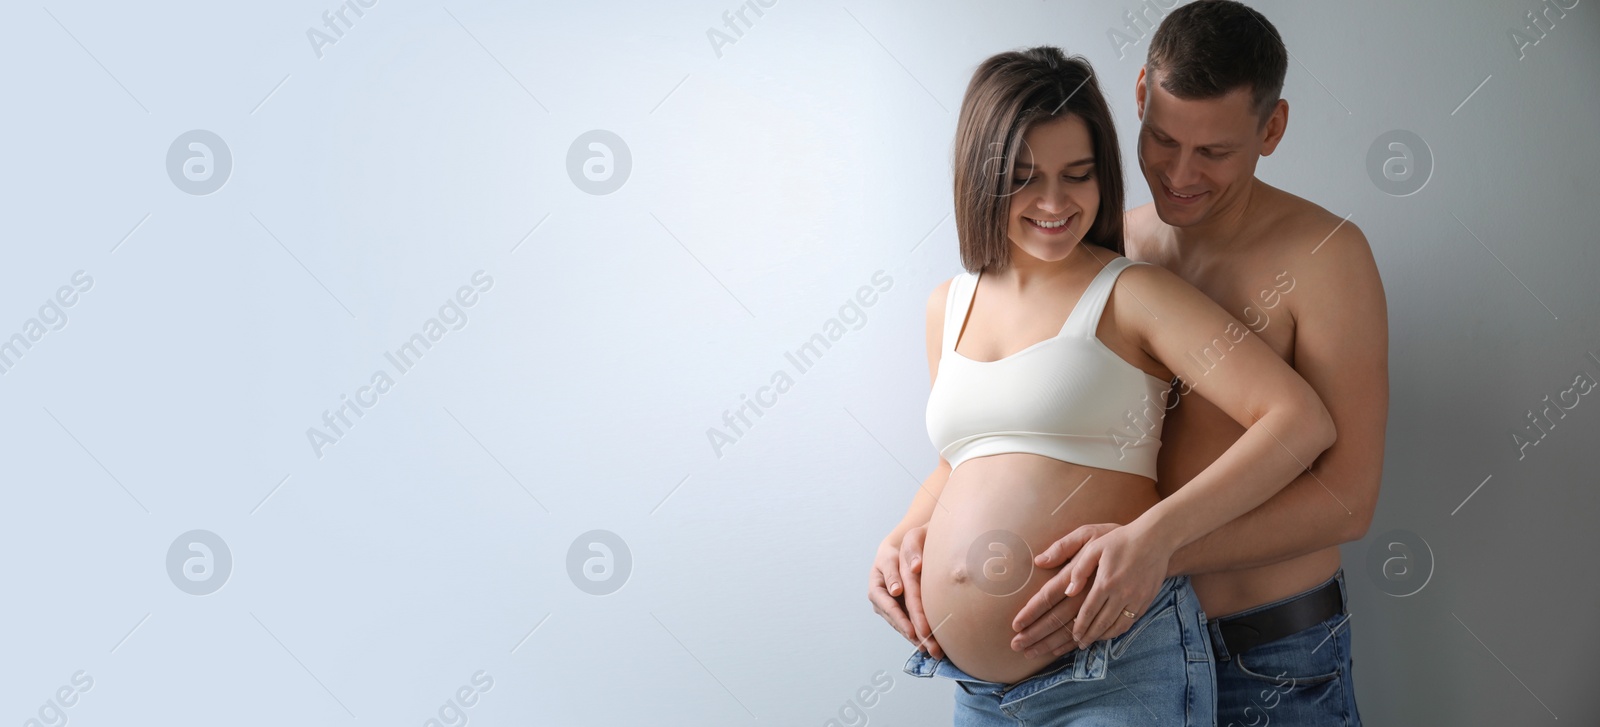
{"left": 1005, "top": 113, "right": 1100, "bottom": 262}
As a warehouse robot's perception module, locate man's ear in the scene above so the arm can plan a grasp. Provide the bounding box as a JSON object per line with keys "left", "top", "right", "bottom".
{"left": 1134, "top": 66, "right": 1148, "bottom": 120}
{"left": 1260, "top": 98, "right": 1289, "bottom": 156}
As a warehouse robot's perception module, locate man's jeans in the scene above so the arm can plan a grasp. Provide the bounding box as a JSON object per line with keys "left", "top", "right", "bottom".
{"left": 1208, "top": 569, "right": 1362, "bottom": 727}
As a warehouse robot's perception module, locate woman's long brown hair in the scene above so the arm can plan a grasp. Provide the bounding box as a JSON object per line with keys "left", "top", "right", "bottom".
{"left": 952, "top": 46, "right": 1126, "bottom": 273}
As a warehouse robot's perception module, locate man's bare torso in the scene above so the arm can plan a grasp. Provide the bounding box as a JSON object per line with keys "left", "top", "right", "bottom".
{"left": 1127, "top": 180, "right": 1348, "bottom": 618}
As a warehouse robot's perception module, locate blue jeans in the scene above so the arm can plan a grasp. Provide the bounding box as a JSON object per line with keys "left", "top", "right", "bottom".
{"left": 904, "top": 575, "right": 1216, "bottom": 726}
{"left": 1208, "top": 569, "right": 1362, "bottom": 727}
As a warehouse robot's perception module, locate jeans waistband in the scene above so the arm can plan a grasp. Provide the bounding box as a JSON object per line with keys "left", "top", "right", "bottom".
{"left": 1205, "top": 568, "right": 1346, "bottom": 661}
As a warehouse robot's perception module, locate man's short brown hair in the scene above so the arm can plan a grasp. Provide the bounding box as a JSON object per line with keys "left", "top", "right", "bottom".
{"left": 1146, "top": 0, "right": 1288, "bottom": 126}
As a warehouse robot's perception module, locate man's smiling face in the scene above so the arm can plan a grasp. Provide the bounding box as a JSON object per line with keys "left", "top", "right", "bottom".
{"left": 1135, "top": 67, "right": 1284, "bottom": 228}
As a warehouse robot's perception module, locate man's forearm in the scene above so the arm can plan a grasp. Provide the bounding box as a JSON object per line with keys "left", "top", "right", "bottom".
{"left": 1166, "top": 466, "right": 1371, "bottom": 577}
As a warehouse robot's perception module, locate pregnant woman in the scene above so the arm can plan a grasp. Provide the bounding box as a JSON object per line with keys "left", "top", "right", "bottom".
{"left": 866, "top": 47, "right": 1336, "bottom": 724}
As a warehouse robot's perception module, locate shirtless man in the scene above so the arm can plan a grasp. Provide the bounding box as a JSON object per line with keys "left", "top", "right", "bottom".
{"left": 1006, "top": 2, "right": 1389, "bottom": 724}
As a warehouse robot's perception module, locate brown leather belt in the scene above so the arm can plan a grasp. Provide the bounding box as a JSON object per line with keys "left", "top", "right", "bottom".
{"left": 1215, "top": 576, "right": 1344, "bottom": 657}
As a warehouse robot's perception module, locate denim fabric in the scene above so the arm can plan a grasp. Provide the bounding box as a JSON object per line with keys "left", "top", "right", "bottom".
{"left": 904, "top": 575, "right": 1216, "bottom": 726}
{"left": 1208, "top": 569, "right": 1362, "bottom": 727}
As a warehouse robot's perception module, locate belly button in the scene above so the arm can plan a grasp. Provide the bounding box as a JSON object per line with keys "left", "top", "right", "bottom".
{"left": 950, "top": 563, "right": 970, "bottom": 584}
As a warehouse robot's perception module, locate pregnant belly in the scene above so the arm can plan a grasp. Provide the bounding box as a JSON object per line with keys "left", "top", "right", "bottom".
{"left": 920, "top": 453, "right": 1160, "bottom": 685}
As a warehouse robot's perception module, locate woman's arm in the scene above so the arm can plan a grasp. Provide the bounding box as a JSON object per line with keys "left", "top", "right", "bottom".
{"left": 868, "top": 279, "right": 958, "bottom": 657}
{"left": 1061, "top": 262, "right": 1336, "bottom": 646}
{"left": 885, "top": 277, "right": 959, "bottom": 543}
{"left": 1166, "top": 226, "right": 1387, "bottom": 574}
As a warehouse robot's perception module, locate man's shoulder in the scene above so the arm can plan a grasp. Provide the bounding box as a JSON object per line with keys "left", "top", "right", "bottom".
{"left": 1255, "top": 186, "right": 1385, "bottom": 317}
{"left": 1122, "top": 202, "right": 1164, "bottom": 262}
{"left": 1125, "top": 202, "right": 1160, "bottom": 226}
{"left": 1261, "top": 183, "right": 1371, "bottom": 256}
{"left": 1221, "top": 186, "right": 1372, "bottom": 295}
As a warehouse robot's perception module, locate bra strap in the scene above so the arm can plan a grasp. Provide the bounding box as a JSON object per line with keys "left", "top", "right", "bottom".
{"left": 1062, "top": 257, "right": 1140, "bottom": 338}
{"left": 944, "top": 271, "right": 979, "bottom": 352}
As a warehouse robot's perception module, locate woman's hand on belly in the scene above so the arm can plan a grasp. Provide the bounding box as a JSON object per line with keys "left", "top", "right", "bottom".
{"left": 896, "top": 525, "right": 945, "bottom": 660}
{"left": 1011, "top": 523, "right": 1121, "bottom": 655}
{"left": 1053, "top": 522, "right": 1176, "bottom": 649}
{"left": 868, "top": 526, "right": 945, "bottom": 660}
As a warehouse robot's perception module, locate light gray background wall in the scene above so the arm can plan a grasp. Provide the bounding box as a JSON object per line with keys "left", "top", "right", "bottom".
{"left": 2, "top": 0, "right": 1596, "bottom": 725}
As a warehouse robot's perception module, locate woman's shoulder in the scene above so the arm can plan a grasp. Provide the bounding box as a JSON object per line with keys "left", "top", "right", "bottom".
{"left": 1104, "top": 256, "right": 1206, "bottom": 316}
{"left": 929, "top": 269, "right": 977, "bottom": 302}
{"left": 1111, "top": 255, "right": 1174, "bottom": 282}
{"left": 925, "top": 269, "right": 982, "bottom": 327}
{"left": 925, "top": 274, "right": 958, "bottom": 323}
{"left": 1104, "top": 254, "right": 1173, "bottom": 289}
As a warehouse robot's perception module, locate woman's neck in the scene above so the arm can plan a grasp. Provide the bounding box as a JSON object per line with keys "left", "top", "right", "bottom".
{"left": 993, "top": 241, "right": 1106, "bottom": 292}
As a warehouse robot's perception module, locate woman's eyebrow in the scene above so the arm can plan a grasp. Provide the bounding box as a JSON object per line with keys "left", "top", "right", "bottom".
{"left": 1015, "top": 157, "right": 1095, "bottom": 169}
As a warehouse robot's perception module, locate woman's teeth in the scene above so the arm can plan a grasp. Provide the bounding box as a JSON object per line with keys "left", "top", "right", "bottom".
{"left": 1028, "top": 217, "right": 1068, "bottom": 228}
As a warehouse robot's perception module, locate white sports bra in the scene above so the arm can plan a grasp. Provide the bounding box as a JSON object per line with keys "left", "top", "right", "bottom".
{"left": 925, "top": 256, "right": 1172, "bottom": 479}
